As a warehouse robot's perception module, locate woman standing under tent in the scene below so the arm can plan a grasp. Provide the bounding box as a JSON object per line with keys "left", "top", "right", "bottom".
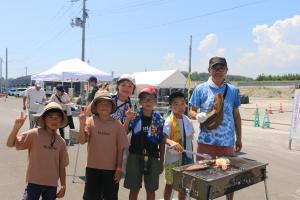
{"left": 48, "top": 85, "right": 75, "bottom": 139}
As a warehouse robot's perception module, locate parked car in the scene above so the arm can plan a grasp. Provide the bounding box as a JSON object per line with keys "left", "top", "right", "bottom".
{"left": 237, "top": 88, "right": 249, "bottom": 104}
{"left": 240, "top": 95, "right": 249, "bottom": 104}
{"left": 8, "top": 88, "right": 16, "bottom": 96}
{"left": 14, "top": 88, "right": 27, "bottom": 98}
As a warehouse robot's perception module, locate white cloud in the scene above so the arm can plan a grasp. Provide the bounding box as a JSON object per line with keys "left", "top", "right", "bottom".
{"left": 198, "top": 33, "right": 218, "bottom": 51}
{"left": 162, "top": 53, "right": 188, "bottom": 71}
{"left": 235, "top": 15, "right": 300, "bottom": 77}
{"left": 195, "top": 34, "right": 226, "bottom": 71}
{"left": 162, "top": 15, "right": 300, "bottom": 78}
{"left": 193, "top": 15, "right": 300, "bottom": 77}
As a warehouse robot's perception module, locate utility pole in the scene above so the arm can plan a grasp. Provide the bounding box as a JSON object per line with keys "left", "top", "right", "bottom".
{"left": 0, "top": 57, "right": 2, "bottom": 93}
{"left": 188, "top": 35, "right": 192, "bottom": 75}
{"left": 71, "top": 0, "right": 88, "bottom": 61}
{"left": 81, "top": 0, "right": 87, "bottom": 61}
{"left": 6, "top": 48, "right": 8, "bottom": 91}
{"left": 187, "top": 35, "right": 193, "bottom": 112}
{"left": 25, "top": 66, "right": 28, "bottom": 76}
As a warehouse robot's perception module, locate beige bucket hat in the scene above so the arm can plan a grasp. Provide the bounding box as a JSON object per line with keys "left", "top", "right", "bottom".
{"left": 37, "top": 102, "right": 68, "bottom": 128}
{"left": 91, "top": 90, "right": 117, "bottom": 114}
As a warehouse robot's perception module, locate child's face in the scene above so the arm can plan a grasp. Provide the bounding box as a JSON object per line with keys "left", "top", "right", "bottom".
{"left": 44, "top": 112, "right": 63, "bottom": 132}
{"left": 96, "top": 99, "right": 113, "bottom": 116}
{"left": 118, "top": 80, "right": 134, "bottom": 97}
{"left": 171, "top": 97, "right": 186, "bottom": 116}
{"left": 139, "top": 93, "right": 156, "bottom": 112}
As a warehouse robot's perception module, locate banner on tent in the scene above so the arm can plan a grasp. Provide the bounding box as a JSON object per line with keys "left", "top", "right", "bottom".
{"left": 289, "top": 89, "right": 300, "bottom": 139}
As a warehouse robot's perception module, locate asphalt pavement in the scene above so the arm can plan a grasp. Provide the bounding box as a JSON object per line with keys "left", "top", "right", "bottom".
{"left": 1, "top": 96, "right": 300, "bottom": 200}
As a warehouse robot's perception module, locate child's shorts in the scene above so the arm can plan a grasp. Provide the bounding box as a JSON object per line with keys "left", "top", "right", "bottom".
{"left": 22, "top": 183, "right": 57, "bottom": 200}
{"left": 164, "top": 160, "right": 181, "bottom": 185}
{"left": 83, "top": 167, "right": 118, "bottom": 200}
{"left": 124, "top": 153, "right": 160, "bottom": 191}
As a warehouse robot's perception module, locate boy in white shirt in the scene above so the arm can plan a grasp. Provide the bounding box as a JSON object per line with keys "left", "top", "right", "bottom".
{"left": 163, "top": 91, "right": 195, "bottom": 200}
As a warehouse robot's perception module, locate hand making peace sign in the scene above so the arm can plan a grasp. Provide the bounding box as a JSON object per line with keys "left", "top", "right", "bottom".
{"left": 13, "top": 112, "right": 27, "bottom": 130}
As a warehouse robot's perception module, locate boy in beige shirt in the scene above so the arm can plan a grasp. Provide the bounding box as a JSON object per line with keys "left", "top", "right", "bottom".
{"left": 6, "top": 102, "right": 69, "bottom": 200}
{"left": 79, "top": 90, "right": 129, "bottom": 200}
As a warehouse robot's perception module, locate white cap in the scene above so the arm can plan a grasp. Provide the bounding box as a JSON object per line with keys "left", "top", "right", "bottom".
{"left": 117, "top": 74, "right": 136, "bottom": 86}
{"left": 35, "top": 80, "right": 44, "bottom": 87}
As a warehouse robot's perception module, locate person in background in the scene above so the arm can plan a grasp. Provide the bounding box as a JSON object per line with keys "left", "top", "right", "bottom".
{"left": 6, "top": 102, "right": 69, "bottom": 200}
{"left": 87, "top": 76, "right": 99, "bottom": 104}
{"left": 189, "top": 56, "right": 242, "bottom": 200}
{"left": 49, "top": 84, "right": 75, "bottom": 139}
{"left": 23, "top": 80, "right": 46, "bottom": 128}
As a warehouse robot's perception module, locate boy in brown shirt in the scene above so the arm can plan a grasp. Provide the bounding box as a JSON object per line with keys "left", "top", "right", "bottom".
{"left": 6, "top": 102, "right": 69, "bottom": 200}
{"left": 79, "top": 90, "right": 129, "bottom": 200}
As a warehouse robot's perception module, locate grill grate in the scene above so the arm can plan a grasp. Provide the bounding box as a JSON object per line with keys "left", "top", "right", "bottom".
{"left": 172, "top": 157, "right": 268, "bottom": 200}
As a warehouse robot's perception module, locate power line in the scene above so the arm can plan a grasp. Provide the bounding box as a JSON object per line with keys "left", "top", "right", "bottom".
{"left": 87, "top": 0, "right": 266, "bottom": 41}
{"left": 10, "top": 2, "right": 82, "bottom": 66}
{"left": 29, "top": 3, "right": 82, "bottom": 50}
{"left": 91, "top": 0, "right": 172, "bottom": 17}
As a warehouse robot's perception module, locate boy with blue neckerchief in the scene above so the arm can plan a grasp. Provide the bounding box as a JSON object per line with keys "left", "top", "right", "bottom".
{"left": 123, "top": 86, "right": 165, "bottom": 200}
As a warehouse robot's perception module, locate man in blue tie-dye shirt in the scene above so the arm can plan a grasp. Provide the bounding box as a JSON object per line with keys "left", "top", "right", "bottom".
{"left": 189, "top": 56, "right": 242, "bottom": 200}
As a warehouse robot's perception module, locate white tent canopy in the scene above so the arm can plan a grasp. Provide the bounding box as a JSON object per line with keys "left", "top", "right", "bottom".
{"left": 132, "top": 70, "right": 187, "bottom": 88}
{"left": 31, "top": 58, "right": 112, "bottom": 82}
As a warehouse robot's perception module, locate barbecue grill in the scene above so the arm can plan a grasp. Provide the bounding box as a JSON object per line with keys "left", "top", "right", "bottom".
{"left": 172, "top": 157, "right": 269, "bottom": 200}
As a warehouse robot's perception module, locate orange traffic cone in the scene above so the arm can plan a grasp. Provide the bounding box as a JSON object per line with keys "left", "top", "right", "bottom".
{"left": 279, "top": 103, "right": 284, "bottom": 113}
{"left": 269, "top": 104, "right": 273, "bottom": 114}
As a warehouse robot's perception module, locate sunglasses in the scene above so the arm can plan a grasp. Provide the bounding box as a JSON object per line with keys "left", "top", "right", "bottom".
{"left": 210, "top": 65, "right": 227, "bottom": 72}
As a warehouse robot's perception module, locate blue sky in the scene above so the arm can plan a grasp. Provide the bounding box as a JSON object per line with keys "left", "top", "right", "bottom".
{"left": 1, "top": 0, "right": 300, "bottom": 79}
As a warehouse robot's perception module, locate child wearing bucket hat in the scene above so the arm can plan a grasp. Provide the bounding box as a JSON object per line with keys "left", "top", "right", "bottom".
{"left": 6, "top": 102, "right": 69, "bottom": 200}
{"left": 123, "top": 86, "right": 165, "bottom": 200}
{"left": 78, "top": 90, "right": 129, "bottom": 200}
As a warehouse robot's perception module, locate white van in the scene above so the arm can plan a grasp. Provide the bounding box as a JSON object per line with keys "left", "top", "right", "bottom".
{"left": 14, "top": 88, "right": 27, "bottom": 97}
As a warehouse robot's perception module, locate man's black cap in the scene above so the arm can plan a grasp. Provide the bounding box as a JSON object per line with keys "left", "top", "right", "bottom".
{"left": 209, "top": 57, "right": 227, "bottom": 68}
{"left": 88, "top": 76, "right": 97, "bottom": 82}
{"left": 56, "top": 84, "right": 64, "bottom": 92}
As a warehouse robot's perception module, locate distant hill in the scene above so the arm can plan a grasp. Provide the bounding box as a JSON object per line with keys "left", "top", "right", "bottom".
{"left": 256, "top": 73, "right": 300, "bottom": 81}
{"left": 181, "top": 71, "right": 253, "bottom": 82}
